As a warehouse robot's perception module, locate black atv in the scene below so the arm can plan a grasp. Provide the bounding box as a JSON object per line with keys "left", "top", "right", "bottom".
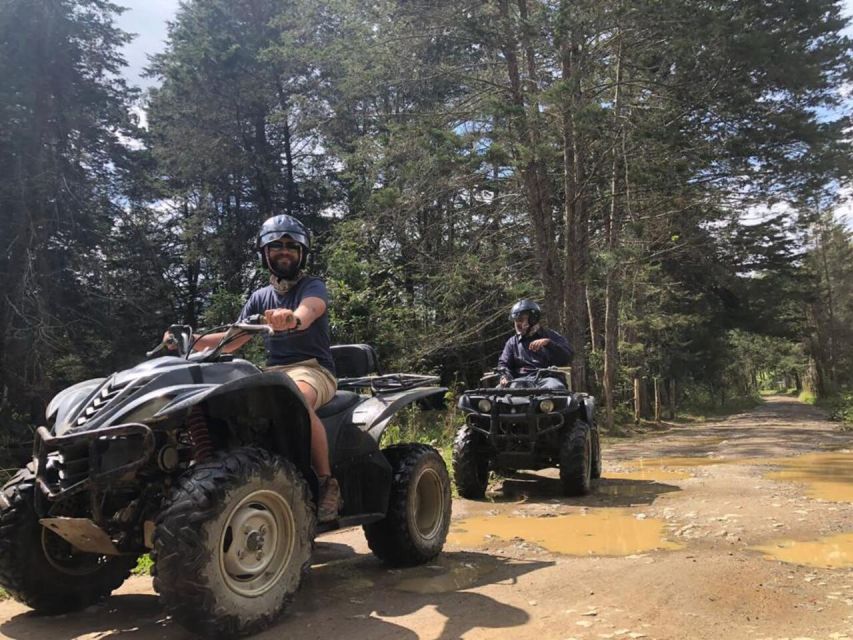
{"left": 0, "top": 317, "right": 451, "bottom": 638}
{"left": 452, "top": 367, "right": 601, "bottom": 499}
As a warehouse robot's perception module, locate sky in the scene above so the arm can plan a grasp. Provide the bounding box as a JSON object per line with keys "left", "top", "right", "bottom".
{"left": 115, "top": 0, "right": 179, "bottom": 91}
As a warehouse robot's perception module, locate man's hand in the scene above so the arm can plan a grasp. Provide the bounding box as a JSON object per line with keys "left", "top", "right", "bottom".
{"left": 499, "top": 376, "right": 509, "bottom": 387}
{"left": 265, "top": 308, "right": 300, "bottom": 332}
{"left": 529, "top": 338, "right": 551, "bottom": 352}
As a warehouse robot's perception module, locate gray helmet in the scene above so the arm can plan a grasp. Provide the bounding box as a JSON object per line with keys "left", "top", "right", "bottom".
{"left": 257, "top": 214, "right": 311, "bottom": 271}
{"left": 509, "top": 299, "right": 541, "bottom": 325}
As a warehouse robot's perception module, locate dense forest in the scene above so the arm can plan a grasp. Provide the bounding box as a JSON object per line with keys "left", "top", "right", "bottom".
{"left": 1, "top": 0, "right": 852, "bottom": 444}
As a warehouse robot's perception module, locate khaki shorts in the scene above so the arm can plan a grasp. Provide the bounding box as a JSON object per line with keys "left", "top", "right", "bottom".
{"left": 267, "top": 359, "right": 337, "bottom": 408}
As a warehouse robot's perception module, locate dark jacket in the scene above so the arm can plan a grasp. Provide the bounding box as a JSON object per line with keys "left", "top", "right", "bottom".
{"left": 497, "top": 327, "right": 573, "bottom": 379}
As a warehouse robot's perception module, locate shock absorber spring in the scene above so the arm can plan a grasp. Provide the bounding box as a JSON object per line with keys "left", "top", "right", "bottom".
{"left": 187, "top": 405, "right": 213, "bottom": 462}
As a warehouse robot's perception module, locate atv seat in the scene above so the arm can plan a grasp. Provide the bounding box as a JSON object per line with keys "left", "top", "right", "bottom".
{"left": 316, "top": 390, "right": 361, "bottom": 419}
{"left": 330, "top": 344, "right": 381, "bottom": 378}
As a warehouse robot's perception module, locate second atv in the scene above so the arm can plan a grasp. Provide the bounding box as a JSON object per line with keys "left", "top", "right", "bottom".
{"left": 452, "top": 367, "right": 601, "bottom": 499}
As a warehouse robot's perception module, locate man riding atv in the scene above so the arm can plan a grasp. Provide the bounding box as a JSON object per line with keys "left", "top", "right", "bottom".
{"left": 498, "top": 299, "right": 573, "bottom": 390}
{"left": 184, "top": 214, "right": 342, "bottom": 522}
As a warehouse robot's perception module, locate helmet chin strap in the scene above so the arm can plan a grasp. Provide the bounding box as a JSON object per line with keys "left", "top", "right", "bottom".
{"left": 517, "top": 323, "right": 540, "bottom": 338}
{"left": 270, "top": 271, "right": 304, "bottom": 294}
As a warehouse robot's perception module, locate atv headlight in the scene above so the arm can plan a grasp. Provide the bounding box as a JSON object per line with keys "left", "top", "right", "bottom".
{"left": 538, "top": 399, "right": 555, "bottom": 413}
{"left": 477, "top": 398, "right": 493, "bottom": 413}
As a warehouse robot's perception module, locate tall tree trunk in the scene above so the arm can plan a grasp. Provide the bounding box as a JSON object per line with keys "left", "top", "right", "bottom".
{"left": 602, "top": 24, "right": 624, "bottom": 432}
{"left": 558, "top": 6, "right": 589, "bottom": 391}
{"left": 498, "top": 0, "right": 562, "bottom": 316}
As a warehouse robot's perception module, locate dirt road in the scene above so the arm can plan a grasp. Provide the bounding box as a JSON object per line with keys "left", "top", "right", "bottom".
{"left": 1, "top": 395, "right": 851, "bottom": 640}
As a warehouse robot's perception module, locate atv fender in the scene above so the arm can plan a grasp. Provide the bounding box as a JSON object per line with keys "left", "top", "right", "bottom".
{"left": 158, "top": 371, "right": 313, "bottom": 476}
{"left": 47, "top": 378, "right": 107, "bottom": 432}
{"left": 355, "top": 387, "right": 447, "bottom": 442}
{"left": 580, "top": 395, "right": 596, "bottom": 426}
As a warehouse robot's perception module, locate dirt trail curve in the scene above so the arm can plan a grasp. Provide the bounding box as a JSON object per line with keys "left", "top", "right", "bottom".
{"left": 1, "top": 395, "right": 851, "bottom": 640}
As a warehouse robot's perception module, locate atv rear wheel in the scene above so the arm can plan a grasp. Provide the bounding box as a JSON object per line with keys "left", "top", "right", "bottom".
{"left": 452, "top": 425, "right": 490, "bottom": 499}
{"left": 153, "top": 447, "right": 314, "bottom": 638}
{"left": 560, "top": 421, "right": 593, "bottom": 496}
{"left": 0, "top": 465, "right": 136, "bottom": 614}
{"left": 364, "top": 444, "right": 451, "bottom": 566}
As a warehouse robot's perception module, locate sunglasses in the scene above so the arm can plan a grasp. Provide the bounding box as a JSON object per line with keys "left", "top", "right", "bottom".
{"left": 266, "top": 240, "right": 302, "bottom": 253}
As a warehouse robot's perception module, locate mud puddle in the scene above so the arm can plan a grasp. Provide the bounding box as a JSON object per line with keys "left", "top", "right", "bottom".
{"left": 630, "top": 456, "right": 727, "bottom": 468}
{"left": 760, "top": 451, "right": 853, "bottom": 502}
{"left": 626, "top": 451, "right": 853, "bottom": 502}
{"left": 448, "top": 509, "right": 682, "bottom": 556}
{"left": 751, "top": 532, "right": 853, "bottom": 569}
{"left": 605, "top": 469, "right": 692, "bottom": 482}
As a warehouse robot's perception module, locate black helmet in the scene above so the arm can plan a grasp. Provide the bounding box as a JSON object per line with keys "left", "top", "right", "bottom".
{"left": 509, "top": 299, "right": 541, "bottom": 325}
{"left": 257, "top": 214, "right": 311, "bottom": 271}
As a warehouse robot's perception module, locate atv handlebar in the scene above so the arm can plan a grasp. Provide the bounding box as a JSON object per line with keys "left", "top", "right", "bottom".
{"left": 149, "top": 313, "right": 304, "bottom": 361}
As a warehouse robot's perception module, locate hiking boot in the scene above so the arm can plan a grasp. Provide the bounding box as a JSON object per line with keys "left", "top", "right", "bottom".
{"left": 317, "top": 476, "right": 343, "bottom": 523}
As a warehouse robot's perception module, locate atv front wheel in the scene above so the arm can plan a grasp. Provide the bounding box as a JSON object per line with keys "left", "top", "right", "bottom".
{"left": 591, "top": 423, "right": 602, "bottom": 479}
{"left": 452, "top": 425, "right": 490, "bottom": 499}
{"left": 0, "top": 465, "right": 136, "bottom": 613}
{"left": 560, "top": 421, "right": 593, "bottom": 496}
{"left": 364, "top": 444, "right": 451, "bottom": 566}
{"left": 153, "top": 448, "right": 314, "bottom": 638}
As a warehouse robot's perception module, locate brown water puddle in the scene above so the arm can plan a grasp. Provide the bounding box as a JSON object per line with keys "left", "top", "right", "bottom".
{"left": 760, "top": 452, "right": 853, "bottom": 502}
{"left": 631, "top": 456, "right": 727, "bottom": 468}
{"left": 605, "top": 469, "right": 692, "bottom": 482}
{"left": 624, "top": 452, "right": 853, "bottom": 502}
{"left": 448, "top": 509, "right": 682, "bottom": 556}
{"left": 751, "top": 532, "right": 853, "bottom": 569}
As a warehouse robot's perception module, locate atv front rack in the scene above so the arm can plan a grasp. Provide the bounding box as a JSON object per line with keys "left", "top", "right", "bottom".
{"left": 34, "top": 423, "right": 155, "bottom": 500}
{"left": 338, "top": 373, "right": 440, "bottom": 395}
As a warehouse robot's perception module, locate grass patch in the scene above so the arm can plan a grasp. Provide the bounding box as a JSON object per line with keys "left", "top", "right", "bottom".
{"left": 677, "top": 393, "right": 763, "bottom": 422}
{"left": 381, "top": 401, "right": 463, "bottom": 472}
{"left": 133, "top": 554, "right": 153, "bottom": 576}
{"left": 0, "top": 587, "right": 7, "bottom": 601}
{"left": 812, "top": 390, "right": 853, "bottom": 429}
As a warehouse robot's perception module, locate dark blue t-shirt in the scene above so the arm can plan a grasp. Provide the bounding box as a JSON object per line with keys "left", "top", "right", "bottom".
{"left": 239, "top": 276, "right": 336, "bottom": 375}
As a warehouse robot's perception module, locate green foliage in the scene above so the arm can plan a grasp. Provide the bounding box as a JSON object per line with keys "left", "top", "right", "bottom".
{"left": 813, "top": 390, "right": 853, "bottom": 428}
{"left": 133, "top": 554, "right": 154, "bottom": 576}
{"left": 381, "top": 401, "right": 464, "bottom": 469}
{"left": 1, "top": 0, "right": 852, "bottom": 436}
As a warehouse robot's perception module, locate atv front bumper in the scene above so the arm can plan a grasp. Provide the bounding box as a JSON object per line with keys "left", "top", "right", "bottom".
{"left": 34, "top": 423, "right": 155, "bottom": 500}
{"left": 464, "top": 401, "right": 567, "bottom": 470}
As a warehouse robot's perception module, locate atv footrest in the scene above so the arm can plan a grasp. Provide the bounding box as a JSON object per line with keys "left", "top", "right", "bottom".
{"left": 316, "top": 512, "right": 385, "bottom": 535}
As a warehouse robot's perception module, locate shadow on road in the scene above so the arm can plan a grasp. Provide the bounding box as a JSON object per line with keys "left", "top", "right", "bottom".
{"left": 0, "top": 593, "right": 178, "bottom": 640}
{"left": 278, "top": 548, "right": 550, "bottom": 640}
{"left": 0, "top": 547, "right": 550, "bottom": 640}
{"left": 491, "top": 472, "right": 681, "bottom": 507}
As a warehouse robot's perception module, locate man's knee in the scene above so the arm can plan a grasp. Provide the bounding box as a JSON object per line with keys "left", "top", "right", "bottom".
{"left": 295, "top": 380, "right": 319, "bottom": 409}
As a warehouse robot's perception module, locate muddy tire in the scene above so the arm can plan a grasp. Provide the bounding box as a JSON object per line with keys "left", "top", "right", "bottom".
{"left": 0, "top": 465, "right": 136, "bottom": 614}
{"left": 560, "top": 421, "right": 593, "bottom": 496}
{"left": 153, "top": 448, "right": 315, "bottom": 638}
{"left": 452, "top": 425, "right": 490, "bottom": 499}
{"left": 364, "top": 444, "right": 451, "bottom": 566}
{"left": 591, "top": 424, "right": 602, "bottom": 479}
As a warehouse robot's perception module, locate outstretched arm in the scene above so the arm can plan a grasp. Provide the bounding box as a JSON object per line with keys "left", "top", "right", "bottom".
{"left": 264, "top": 296, "right": 326, "bottom": 331}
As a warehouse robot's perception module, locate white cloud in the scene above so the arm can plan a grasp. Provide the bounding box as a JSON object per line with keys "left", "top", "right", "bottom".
{"left": 115, "top": 0, "right": 179, "bottom": 90}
